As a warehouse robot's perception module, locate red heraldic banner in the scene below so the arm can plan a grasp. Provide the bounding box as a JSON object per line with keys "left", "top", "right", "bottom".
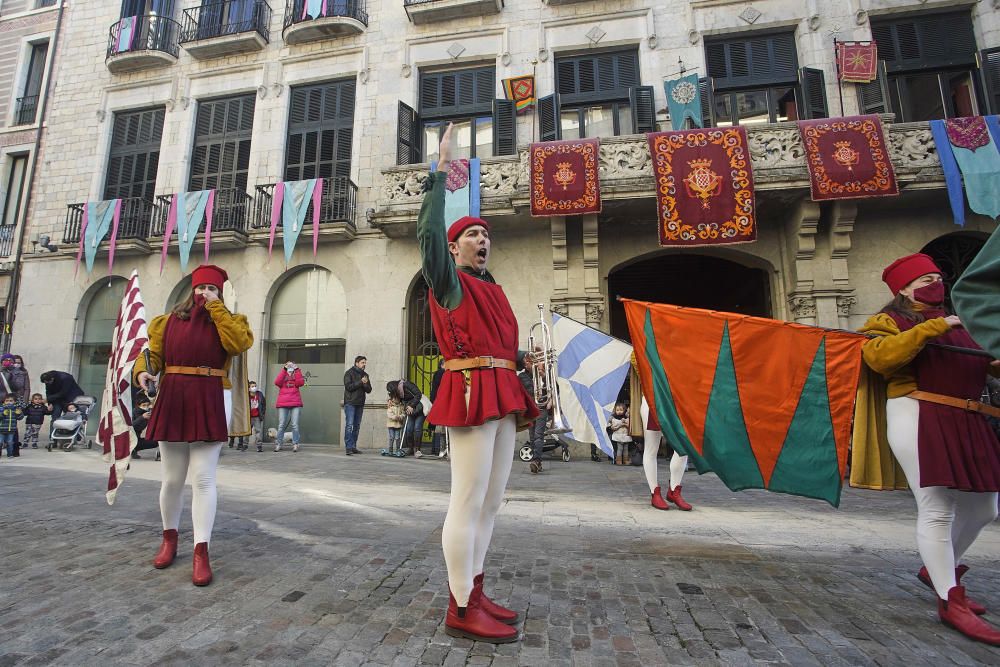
{"left": 647, "top": 127, "right": 756, "bottom": 247}
{"left": 530, "top": 138, "right": 602, "bottom": 217}
{"left": 798, "top": 115, "right": 899, "bottom": 201}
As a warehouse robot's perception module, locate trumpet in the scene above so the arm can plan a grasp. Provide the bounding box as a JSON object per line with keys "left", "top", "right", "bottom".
{"left": 527, "top": 304, "right": 570, "bottom": 435}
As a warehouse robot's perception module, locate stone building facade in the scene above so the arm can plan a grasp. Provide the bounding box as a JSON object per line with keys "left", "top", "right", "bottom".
{"left": 0, "top": 0, "right": 60, "bottom": 347}
{"left": 8, "top": 0, "right": 1000, "bottom": 447}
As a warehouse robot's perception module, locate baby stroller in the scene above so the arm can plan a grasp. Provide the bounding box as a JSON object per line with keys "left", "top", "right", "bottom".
{"left": 518, "top": 434, "right": 571, "bottom": 463}
{"left": 48, "top": 396, "right": 96, "bottom": 451}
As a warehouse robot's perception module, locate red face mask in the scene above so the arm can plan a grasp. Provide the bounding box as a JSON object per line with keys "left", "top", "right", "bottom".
{"left": 193, "top": 293, "right": 207, "bottom": 307}
{"left": 912, "top": 280, "right": 945, "bottom": 306}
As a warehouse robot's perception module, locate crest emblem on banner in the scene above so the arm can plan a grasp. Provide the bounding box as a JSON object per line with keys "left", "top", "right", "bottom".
{"left": 684, "top": 159, "right": 723, "bottom": 208}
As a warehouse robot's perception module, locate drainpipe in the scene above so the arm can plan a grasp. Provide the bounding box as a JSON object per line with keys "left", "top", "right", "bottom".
{"left": 3, "top": 0, "right": 66, "bottom": 353}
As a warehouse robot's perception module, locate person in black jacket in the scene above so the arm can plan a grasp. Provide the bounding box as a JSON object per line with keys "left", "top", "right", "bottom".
{"left": 387, "top": 379, "right": 426, "bottom": 457}
{"left": 22, "top": 393, "right": 51, "bottom": 449}
{"left": 40, "top": 370, "right": 85, "bottom": 441}
{"left": 342, "top": 356, "right": 372, "bottom": 454}
{"left": 428, "top": 360, "right": 445, "bottom": 456}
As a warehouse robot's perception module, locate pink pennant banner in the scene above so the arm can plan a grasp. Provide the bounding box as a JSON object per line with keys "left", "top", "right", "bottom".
{"left": 203, "top": 189, "right": 216, "bottom": 263}
{"left": 106, "top": 198, "right": 123, "bottom": 276}
{"left": 74, "top": 205, "right": 89, "bottom": 278}
{"left": 312, "top": 179, "right": 323, "bottom": 257}
{"left": 160, "top": 194, "right": 179, "bottom": 275}
{"left": 268, "top": 181, "right": 285, "bottom": 261}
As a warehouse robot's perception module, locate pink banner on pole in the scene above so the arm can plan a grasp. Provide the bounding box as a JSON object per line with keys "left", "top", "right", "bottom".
{"left": 268, "top": 181, "right": 285, "bottom": 261}
{"left": 203, "top": 189, "right": 216, "bottom": 263}
{"left": 75, "top": 205, "right": 89, "bottom": 278}
{"left": 106, "top": 198, "right": 123, "bottom": 276}
{"left": 160, "top": 194, "right": 179, "bottom": 275}
{"left": 312, "top": 178, "right": 323, "bottom": 257}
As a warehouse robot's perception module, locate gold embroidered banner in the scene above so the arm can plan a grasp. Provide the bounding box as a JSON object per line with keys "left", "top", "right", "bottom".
{"left": 798, "top": 115, "right": 899, "bottom": 201}
{"left": 529, "top": 138, "right": 602, "bottom": 217}
{"left": 647, "top": 127, "right": 756, "bottom": 247}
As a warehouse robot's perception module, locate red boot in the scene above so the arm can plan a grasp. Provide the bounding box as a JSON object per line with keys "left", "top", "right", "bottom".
{"left": 918, "top": 565, "right": 986, "bottom": 615}
{"left": 474, "top": 573, "right": 520, "bottom": 625}
{"left": 192, "top": 542, "right": 213, "bottom": 586}
{"left": 445, "top": 588, "right": 518, "bottom": 643}
{"left": 938, "top": 586, "right": 1000, "bottom": 645}
{"left": 152, "top": 529, "right": 178, "bottom": 569}
{"left": 666, "top": 485, "right": 693, "bottom": 511}
{"left": 650, "top": 487, "right": 669, "bottom": 511}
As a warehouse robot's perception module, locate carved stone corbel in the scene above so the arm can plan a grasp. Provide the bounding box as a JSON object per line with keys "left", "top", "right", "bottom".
{"left": 586, "top": 302, "right": 605, "bottom": 327}
{"left": 788, "top": 294, "right": 818, "bottom": 323}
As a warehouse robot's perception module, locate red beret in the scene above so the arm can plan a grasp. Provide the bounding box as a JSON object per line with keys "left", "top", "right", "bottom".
{"left": 882, "top": 253, "right": 942, "bottom": 295}
{"left": 191, "top": 264, "right": 228, "bottom": 291}
{"left": 447, "top": 216, "right": 489, "bottom": 243}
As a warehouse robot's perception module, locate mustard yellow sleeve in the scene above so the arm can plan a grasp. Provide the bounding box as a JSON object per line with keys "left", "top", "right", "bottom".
{"left": 860, "top": 313, "right": 951, "bottom": 378}
{"left": 205, "top": 300, "right": 254, "bottom": 356}
{"left": 133, "top": 314, "right": 169, "bottom": 385}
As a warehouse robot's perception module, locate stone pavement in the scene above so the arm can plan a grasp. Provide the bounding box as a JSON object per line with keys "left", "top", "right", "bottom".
{"left": 1, "top": 444, "right": 1000, "bottom": 667}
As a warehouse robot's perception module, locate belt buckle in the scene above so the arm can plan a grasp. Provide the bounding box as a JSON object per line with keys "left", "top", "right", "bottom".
{"left": 480, "top": 355, "right": 495, "bottom": 369}
{"left": 966, "top": 398, "right": 978, "bottom": 413}
{"left": 197, "top": 366, "right": 211, "bottom": 376}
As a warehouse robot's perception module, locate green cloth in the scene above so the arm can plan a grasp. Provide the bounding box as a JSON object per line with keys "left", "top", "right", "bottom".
{"left": 952, "top": 223, "right": 1000, "bottom": 359}
{"left": 417, "top": 170, "right": 495, "bottom": 311}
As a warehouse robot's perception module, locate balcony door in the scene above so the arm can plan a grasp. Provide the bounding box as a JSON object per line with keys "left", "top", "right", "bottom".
{"left": 104, "top": 107, "right": 165, "bottom": 238}
{"left": 190, "top": 94, "right": 255, "bottom": 231}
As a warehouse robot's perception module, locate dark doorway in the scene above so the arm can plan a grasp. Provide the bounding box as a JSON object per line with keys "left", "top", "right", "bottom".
{"left": 608, "top": 254, "right": 772, "bottom": 342}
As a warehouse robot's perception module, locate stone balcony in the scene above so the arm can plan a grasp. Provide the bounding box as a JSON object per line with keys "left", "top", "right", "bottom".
{"left": 403, "top": 0, "right": 503, "bottom": 25}
{"left": 373, "top": 118, "right": 943, "bottom": 236}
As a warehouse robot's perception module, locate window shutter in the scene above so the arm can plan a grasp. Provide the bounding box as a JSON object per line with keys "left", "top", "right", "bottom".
{"left": 189, "top": 94, "right": 255, "bottom": 193}
{"left": 706, "top": 32, "right": 798, "bottom": 90}
{"left": 419, "top": 66, "right": 495, "bottom": 118}
{"left": 537, "top": 93, "right": 560, "bottom": 142}
{"left": 492, "top": 98, "right": 516, "bottom": 156}
{"left": 699, "top": 77, "right": 715, "bottom": 128}
{"left": 798, "top": 67, "right": 828, "bottom": 120}
{"left": 873, "top": 11, "right": 977, "bottom": 73}
{"left": 629, "top": 86, "right": 655, "bottom": 134}
{"left": 857, "top": 60, "right": 892, "bottom": 116}
{"left": 981, "top": 47, "right": 1000, "bottom": 116}
{"left": 555, "top": 51, "right": 639, "bottom": 104}
{"left": 397, "top": 101, "right": 420, "bottom": 165}
{"left": 104, "top": 107, "right": 165, "bottom": 201}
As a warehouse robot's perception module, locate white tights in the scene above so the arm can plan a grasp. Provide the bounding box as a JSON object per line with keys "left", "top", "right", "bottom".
{"left": 441, "top": 414, "right": 516, "bottom": 606}
{"left": 886, "top": 397, "right": 999, "bottom": 599}
{"left": 158, "top": 390, "right": 231, "bottom": 545}
{"left": 642, "top": 428, "right": 688, "bottom": 493}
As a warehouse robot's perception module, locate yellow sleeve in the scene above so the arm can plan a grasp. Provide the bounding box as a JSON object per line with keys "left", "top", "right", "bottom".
{"left": 860, "top": 313, "right": 951, "bottom": 378}
{"left": 133, "top": 314, "right": 169, "bottom": 385}
{"left": 205, "top": 300, "right": 254, "bottom": 356}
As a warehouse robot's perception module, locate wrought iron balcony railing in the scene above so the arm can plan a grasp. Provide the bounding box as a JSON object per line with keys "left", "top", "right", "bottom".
{"left": 150, "top": 188, "right": 253, "bottom": 238}
{"left": 252, "top": 176, "right": 358, "bottom": 231}
{"left": 13, "top": 95, "right": 39, "bottom": 126}
{"left": 63, "top": 198, "right": 155, "bottom": 245}
{"left": 283, "top": 0, "right": 368, "bottom": 30}
{"left": 0, "top": 225, "right": 16, "bottom": 258}
{"left": 180, "top": 1, "right": 271, "bottom": 44}
{"left": 106, "top": 14, "right": 181, "bottom": 60}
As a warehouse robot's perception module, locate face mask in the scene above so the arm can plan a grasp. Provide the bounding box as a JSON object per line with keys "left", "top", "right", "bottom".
{"left": 12, "top": 363, "right": 21, "bottom": 369}
{"left": 193, "top": 293, "right": 207, "bottom": 307}
{"left": 249, "top": 386, "right": 257, "bottom": 392}
{"left": 912, "top": 280, "right": 945, "bottom": 306}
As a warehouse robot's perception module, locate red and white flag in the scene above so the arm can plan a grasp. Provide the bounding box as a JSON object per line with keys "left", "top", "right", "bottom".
{"left": 100, "top": 270, "right": 149, "bottom": 505}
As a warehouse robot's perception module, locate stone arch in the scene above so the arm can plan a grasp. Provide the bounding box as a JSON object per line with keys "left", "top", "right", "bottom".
{"left": 404, "top": 271, "right": 439, "bottom": 399}
{"left": 72, "top": 275, "right": 128, "bottom": 432}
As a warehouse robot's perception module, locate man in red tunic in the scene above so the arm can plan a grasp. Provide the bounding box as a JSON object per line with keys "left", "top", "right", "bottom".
{"left": 417, "top": 124, "right": 539, "bottom": 643}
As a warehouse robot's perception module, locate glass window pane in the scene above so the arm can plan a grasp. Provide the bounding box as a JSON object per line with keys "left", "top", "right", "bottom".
{"left": 561, "top": 110, "right": 581, "bottom": 139}
{"left": 949, "top": 71, "right": 977, "bottom": 117}
{"left": 714, "top": 94, "right": 733, "bottom": 127}
{"left": 475, "top": 117, "right": 493, "bottom": 158}
{"left": 452, "top": 120, "right": 472, "bottom": 160}
{"left": 735, "top": 90, "right": 769, "bottom": 125}
{"left": 774, "top": 87, "right": 797, "bottom": 122}
{"left": 584, "top": 106, "right": 614, "bottom": 138}
{"left": 900, "top": 73, "right": 945, "bottom": 121}
{"left": 617, "top": 104, "right": 633, "bottom": 135}
{"left": 423, "top": 121, "right": 442, "bottom": 163}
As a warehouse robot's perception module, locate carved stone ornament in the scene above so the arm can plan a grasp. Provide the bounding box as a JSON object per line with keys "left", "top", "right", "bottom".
{"left": 836, "top": 295, "right": 857, "bottom": 317}
{"left": 401, "top": 63, "right": 412, "bottom": 78}
{"left": 271, "top": 83, "right": 284, "bottom": 98}
{"left": 888, "top": 125, "right": 938, "bottom": 168}
{"left": 688, "top": 29, "right": 699, "bottom": 45}
{"left": 480, "top": 159, "right": 520, "bottom": 196}
{"left": 746, "top": 127, "right": 806, "bottom": 169}
{"left": 855, "top": 9, "right": 868, "bottom": 25}
{"left": 789, "top": 296, "right": 818, "bottom": 319}
{"left": 648, "top": 34, "right": 658, "bottom": 50}
{"left": 96, "top": 109, "right": 106, "bottom": 122}
{"left": 500, "top": 51, "right": 511, "bottom": 66}
{"left": 257, "top": 84, "right": 268, "bottom": 99}
{"left": 358, "top": 69, "right": 369, "bottom": 84}
{"left": 599, "top": 140, "right": 652, "bottom": 180}
{"left": 739, "top": 6, "right": 762, "bottom": 25}
{"left": 382, "top": 170, "right": 429, "bottom": 203}
{"left": 551, "top": 303, "right": 569, "bottom": 317}
{"left": 586, "top": 303, "right": 605, "bottom": 324}
{"left": 808, "top": 15, "right": 821, "bottom": 31}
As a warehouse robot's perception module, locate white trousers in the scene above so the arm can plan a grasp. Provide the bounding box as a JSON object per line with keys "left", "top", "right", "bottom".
{"left": 642, "top": 428, "right": 688, "bottom": 493}
{"left": 158, "top": 389, "right": 231, "bottom": 545}
{"left": 441, "top": 414, "right": 516, "bottom": 606}
{"left": 886, "top": 397, "right": 999, "bottom": 599}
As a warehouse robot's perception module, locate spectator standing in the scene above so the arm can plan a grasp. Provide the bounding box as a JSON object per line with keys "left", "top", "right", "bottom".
{"left": 0, "top": 394, "right": 24, "bottom": 457}
{"left": 608, "top": 403, "right": 631, "bottom": 465}
{"left": 22, "top": 393, "right": 50, "bottom": 450}
{"left": 2, "top": 354, "right": 31, "bottom": 408}
{"left": 40, "top": 370, "right": 84, "bottom": 441}
{"left": 248, "top": 381, "right": 265, "bottom": 452}
{"left": 388, "top": 379, "right": 426, "bottom": 457}
{"left": 274, "top": 361, "right": 304, "bottom": 452}
{"left": 343, "top": 355, "right": 372, "bottom": 455}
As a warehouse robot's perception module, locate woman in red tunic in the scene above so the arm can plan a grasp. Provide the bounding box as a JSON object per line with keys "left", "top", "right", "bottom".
{"left": 134, "top": 265, "right": 253, "bottom": 586}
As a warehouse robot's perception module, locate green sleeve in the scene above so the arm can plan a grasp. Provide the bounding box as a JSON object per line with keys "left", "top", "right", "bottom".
{"left": 953, "top": 224, "right": 1000, "bottom": 360}
{"left": 417, "top": 170, "right": 462, "bottom": 310}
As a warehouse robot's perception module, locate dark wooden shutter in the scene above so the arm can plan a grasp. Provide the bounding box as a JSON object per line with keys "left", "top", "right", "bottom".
{"left": 699, "top": 77, "right": 714, "bottom": 128}
{"left": 104, "top": 107, "right": 165, "bottom": 201}
{"left": 798, "top": 67, "right": 828, "bottom": 119}
{"left": 555, "top": 50, "right": 639, "bottom": 104}
{"left": 629, "top": 85, "right": 655, "bottom": 133}
{"left": 492, "top": 98, "right": 516, "bottom": 155}
{"left": 420, "top": 66, "right": 495, "bottom": 118}
{"left": 873, "top": 11, "right": 977, "bottom": 73}
{"left": 706, "top": 32, "right": 798, "bottom": 90}
{"left": 537, "top": 93, "right": 560, "bottom": 142}
{"left": 857, "top": 60, "right": 892, "bottom": 115}
{"left": 286, "top": 79, "right": 356, "bottom": 179}
{"left": 981, "top": 47, "right": 1000, "bottom": 116}
{"left": 397, "top": 101, "right": 420, "bottom": 165}
{"left": 189, "top": 94, "right": 255, "bottom": 192}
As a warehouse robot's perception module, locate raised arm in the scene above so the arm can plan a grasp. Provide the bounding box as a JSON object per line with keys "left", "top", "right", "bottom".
{"left": 416, "top": 123, "right": 462, "bottom": 311}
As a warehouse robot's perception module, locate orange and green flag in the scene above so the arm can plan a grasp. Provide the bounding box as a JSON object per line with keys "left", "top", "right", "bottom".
{"left": 623, "top": 299, "right": 866, "bottom": 507}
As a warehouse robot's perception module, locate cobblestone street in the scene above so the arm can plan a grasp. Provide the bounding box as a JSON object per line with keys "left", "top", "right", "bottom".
{"left": 2, "top": 444, "right": 999, "bottom": 666}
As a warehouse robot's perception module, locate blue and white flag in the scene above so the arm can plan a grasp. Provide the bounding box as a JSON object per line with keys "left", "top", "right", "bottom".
{"left": 551, "top": 313, "right": 634, "bottom": 456}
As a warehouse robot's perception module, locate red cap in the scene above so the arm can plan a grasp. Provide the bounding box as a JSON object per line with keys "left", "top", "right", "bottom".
{"left": 447, "top": 216, "right": 489, "bottom": 243}
{"left": 191, "top": 264, "right": 228, "bottom": 291}
{"left": 881, "top": 253, "right": 941, "bottom": 295}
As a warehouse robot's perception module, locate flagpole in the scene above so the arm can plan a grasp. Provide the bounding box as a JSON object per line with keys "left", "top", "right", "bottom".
{"left": 833, "top": 38, "right": 846, "bottom": 117}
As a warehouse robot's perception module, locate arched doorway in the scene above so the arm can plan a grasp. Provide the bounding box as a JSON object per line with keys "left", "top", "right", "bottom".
{"left": 75, "top": 277, "right": 127, "bottom": 433}
{"left": 921, "top": 232, "right": 988, "bottom": 311}
{"left": 406, "top": 274, "right": 440, "bottom": 396}
{"left": 608, "top": 253, "right": 772, "bottom": 341}
{"left": 265, "top": 267, "right": 346, "bottom": 444}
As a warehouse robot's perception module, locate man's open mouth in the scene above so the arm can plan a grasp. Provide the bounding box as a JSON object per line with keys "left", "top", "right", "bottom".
{"left": 477, "top": 248, "right": 488, "bottom": 259}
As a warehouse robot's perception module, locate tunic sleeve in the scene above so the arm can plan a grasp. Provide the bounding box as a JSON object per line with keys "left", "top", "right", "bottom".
{"left": 861, "top": 313, "right": 951, "bottom": 378}
{"left": 133, "top": 314, "right": 169, "bottom": 384}
{"left": 416, "top": 170, "right": 462, "bottom": 310}
{"left": 205, "top": 301, "right": 254, "bottom": 356}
